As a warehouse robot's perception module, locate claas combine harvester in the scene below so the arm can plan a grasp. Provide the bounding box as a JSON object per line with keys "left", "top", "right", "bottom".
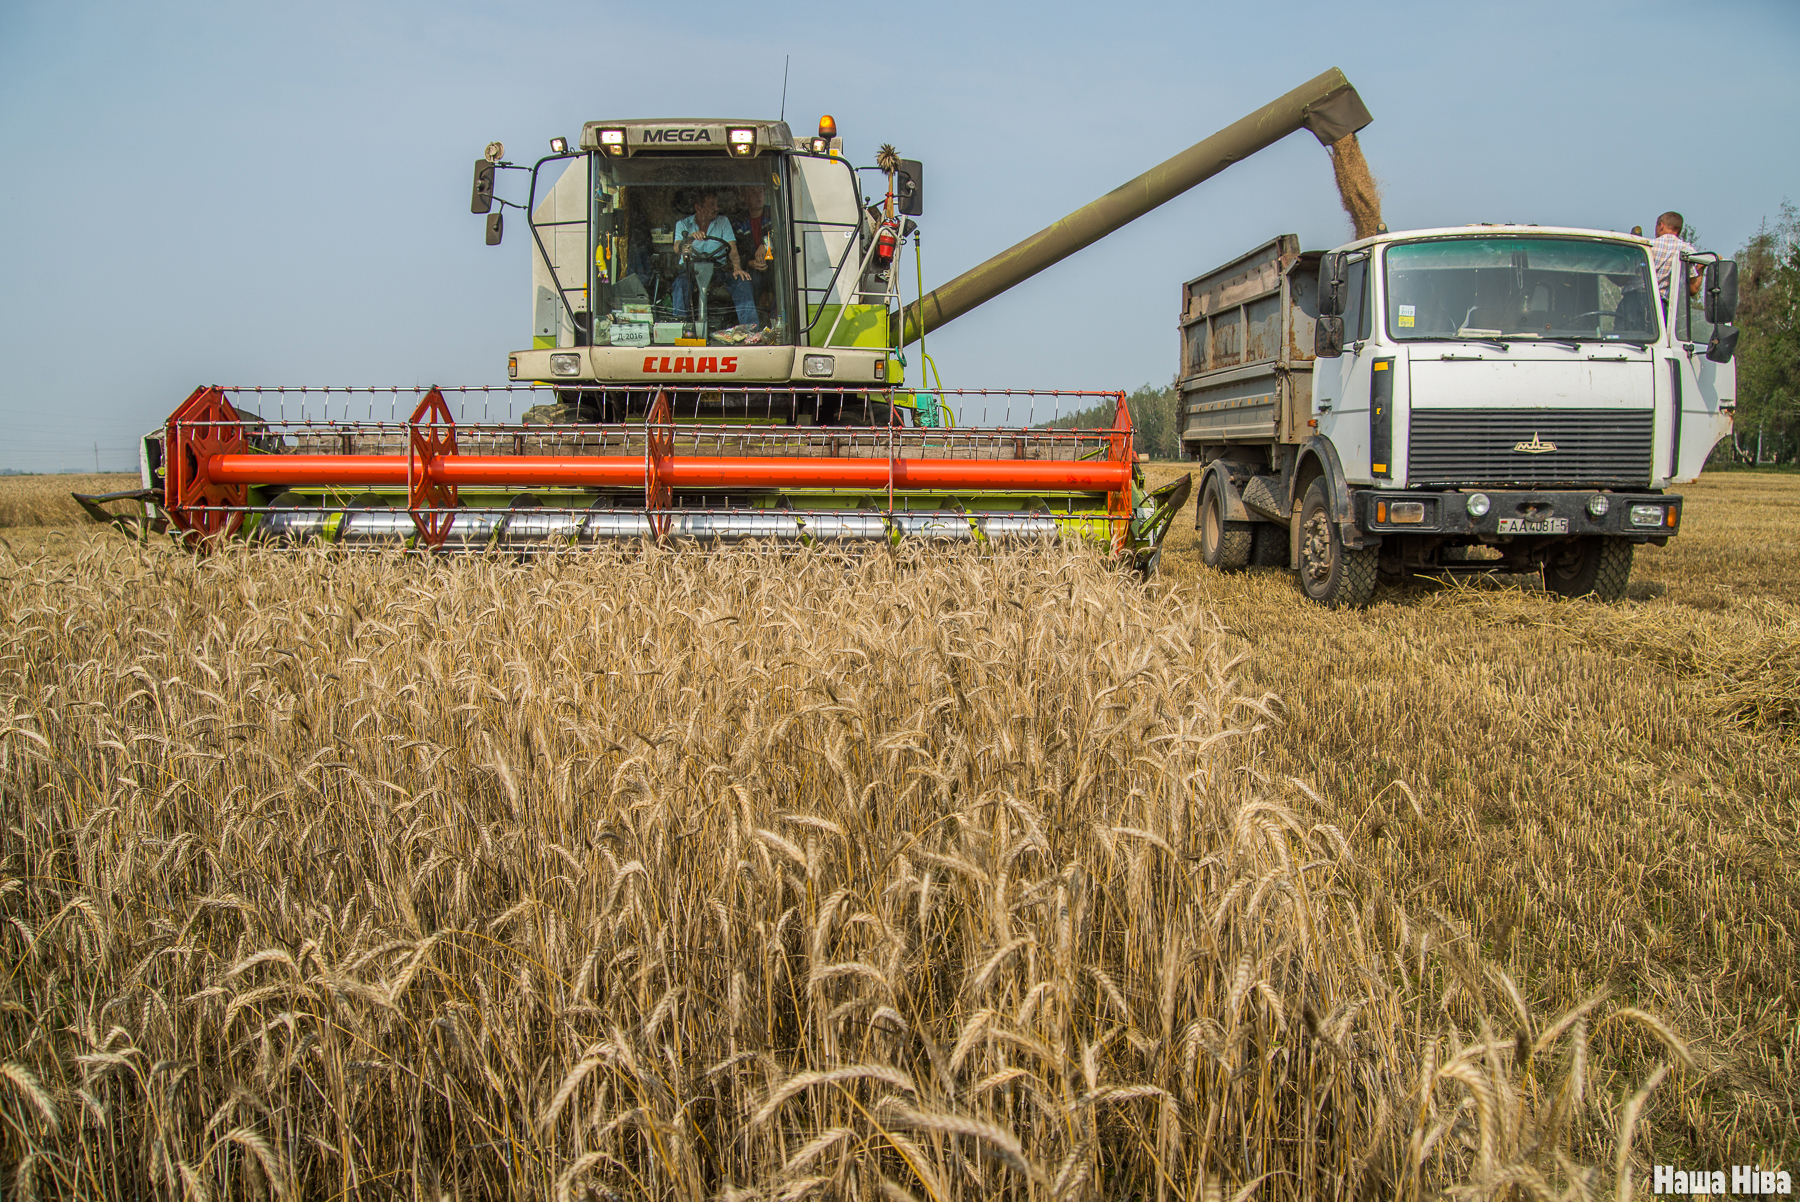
{"left": 88, "top": 70, "right": 1370, "bottom": 570}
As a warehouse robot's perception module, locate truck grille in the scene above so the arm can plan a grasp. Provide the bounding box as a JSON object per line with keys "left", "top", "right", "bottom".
{"left": 1407, "top": 409, "right": 1653, "bottom": 487}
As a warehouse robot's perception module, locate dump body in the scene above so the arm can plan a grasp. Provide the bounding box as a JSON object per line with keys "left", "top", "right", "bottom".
{"left": 1177, "top": 235, "right": 1321, "bottom": 450}
{"left": 1181, "top": 226, "right": 1740, "bottom": 604}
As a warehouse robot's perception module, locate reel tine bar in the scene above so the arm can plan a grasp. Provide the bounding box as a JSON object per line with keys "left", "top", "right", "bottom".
{"left": 407, "top": 388, "right": 459, "bottom": 548}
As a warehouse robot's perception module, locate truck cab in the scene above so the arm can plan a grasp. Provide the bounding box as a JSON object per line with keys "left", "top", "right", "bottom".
{"left": 1180, "top": 226, "right": 1739, "bottom": 605}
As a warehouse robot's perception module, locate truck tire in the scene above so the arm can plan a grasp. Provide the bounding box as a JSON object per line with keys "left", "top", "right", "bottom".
{"left": 1250, "top": 522, "right": 1287, "bottom": 567}
{"left": 1198, "top": 474, "right": 1252, "bottom": 570}
{"left": 1297, "top": 478, "right": 1377, "bottom": 608}
{"left": 1542, "top": 537, "right": 1633, "bottom": 601}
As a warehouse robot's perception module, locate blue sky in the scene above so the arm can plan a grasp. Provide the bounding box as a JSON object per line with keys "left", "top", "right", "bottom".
{"left": 2, "top": 0, "right": 1796, "bottom": 470}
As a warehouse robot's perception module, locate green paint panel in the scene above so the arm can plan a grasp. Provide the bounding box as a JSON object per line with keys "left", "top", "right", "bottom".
{"left": 807, "top": 305, "right": 890, "bottom": 349}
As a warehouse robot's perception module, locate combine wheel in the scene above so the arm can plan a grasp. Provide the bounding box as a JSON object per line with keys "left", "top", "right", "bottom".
{"left": 1297, "top": 479, "right": 1376, "bottom": 608}
{"left": 1198, "top": 474, "right": 1251, "bottom": 570}
{"left": 1250, "top": 522, "right": 1287, "bottom": 567}
{"left": 1542, "top": 536, "right": 1632, "bottom": 601}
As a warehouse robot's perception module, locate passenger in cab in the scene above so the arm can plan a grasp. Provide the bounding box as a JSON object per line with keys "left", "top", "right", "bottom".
{"left": 673, "top": 190, "right": 757, "bottom": 328}
{"left": 734, "top": 185, "right": 776, "bottom": 321}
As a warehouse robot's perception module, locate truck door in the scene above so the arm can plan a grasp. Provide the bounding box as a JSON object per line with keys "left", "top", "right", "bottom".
{"left": 1666, "top": 253, "right": 1736, "bottom": 484}
{"left": 1317, "top": 252, "right": 1376, "bottom": 481}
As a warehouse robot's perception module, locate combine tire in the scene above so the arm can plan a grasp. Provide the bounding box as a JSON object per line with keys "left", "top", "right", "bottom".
{"left": 1250, "top": 522, "right": 1288, "bottom": 567}
{"left": 1297, "top": 479, "right": 1376, "bottom": 608}
{"left": 1198, "top": 474, "right": 1252, "bottom": 570}
{"left": 1543, "top": 537, "right": 1633, "bottom": 601}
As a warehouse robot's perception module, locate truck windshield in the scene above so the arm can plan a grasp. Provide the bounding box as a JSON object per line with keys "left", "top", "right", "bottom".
{"left": 1383, "top": 237, "right": 1658, "bottom": 344}
{"left": 591, "top": 155, "right": 793, "bottom": 347}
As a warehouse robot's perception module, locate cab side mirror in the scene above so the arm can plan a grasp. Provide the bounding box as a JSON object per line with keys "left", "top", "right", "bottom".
{"left": 1315, "top": 315, "right": 1345, "bottom": 358}
{"left": 1318, "top": 251, "right": 1348, "bottom": 317}
{"left": 896, "top": 159, "right": 924, "bottom": 216}
{"left": 1706, "top": 324, "right": 1738, "bottom": 364}
{"left": 485, "top": 212, "right": 504, "bottom": 246}
{"left": 471, "top": 159, "right": 496, "bottom": 214}
{"left": 1703, "top": 260, "right": 1738, "bottom": 324}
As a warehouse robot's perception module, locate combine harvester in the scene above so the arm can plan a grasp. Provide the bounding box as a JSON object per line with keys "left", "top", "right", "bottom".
{"left": 93, "top": 70, "right": 1372, "bottom": 570}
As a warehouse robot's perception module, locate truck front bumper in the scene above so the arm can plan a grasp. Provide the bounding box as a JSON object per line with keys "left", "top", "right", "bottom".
{"left": 1357, "top": 489, "right": 1681, "bottom": 541}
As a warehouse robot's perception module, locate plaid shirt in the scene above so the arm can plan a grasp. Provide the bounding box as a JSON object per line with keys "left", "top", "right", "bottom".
{"left": 1651, "top": 231, "right": 1696, "bottom": 299}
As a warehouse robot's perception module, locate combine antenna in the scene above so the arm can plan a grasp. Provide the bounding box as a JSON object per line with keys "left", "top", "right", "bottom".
{"left": 779, "top": 54, "right": 790, "bottom": 123}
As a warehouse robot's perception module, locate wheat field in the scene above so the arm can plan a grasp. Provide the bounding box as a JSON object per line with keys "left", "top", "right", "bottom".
{"left": 1, "top": 470, "right": 1794, "bottom": 1199}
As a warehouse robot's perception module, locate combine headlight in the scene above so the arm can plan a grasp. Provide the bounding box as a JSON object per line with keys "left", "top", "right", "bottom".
{"left": 1629, "top": 504, "right": 1664, "bottom": 527}
{"left": 803, "top": 355, "right": 835, "bottom": 378}
{"left": 809, "top": 137, "right": 828, "bottom": 154}
{"left": 550, "top": 353, "right": 581, "bottom": 377}
{"left": 727, "top": 127, "right": 756, "bottom": 156}
{"left": 1466, "top": 492, "right": 1491, "bottom": 517}
{"left": 549, "top": 136, "right": 568, "bottom": 154}
{"left": 1587, "top": 494, "right": 1611, "bottom": 517}
{"left": 598, "top": 128, "right": 626, "bottom": 156}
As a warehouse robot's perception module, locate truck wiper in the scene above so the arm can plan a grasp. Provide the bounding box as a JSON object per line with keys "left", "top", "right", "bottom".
{"left": 1513, "top": 334, "right": 1583, "bottom": 351}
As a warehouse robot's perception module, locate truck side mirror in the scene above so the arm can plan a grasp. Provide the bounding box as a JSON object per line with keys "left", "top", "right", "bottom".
{"left": 1704, "top": 260, "right": 1738, "bottom": 325}
{"left": 1315, "top": 315, "right": 1345, "bottom": 357}
{"left": 471, "top": 159, "right": 496, "bottom": 214}
{"left": 896, "top": 159, "right": 924, "bottom": 216}
{"left": 1318, "top": 251, "right": 1347, "bottom": 317}
{"left": 1706, "top": 324, "right": 1738, "bottom": 364}
{"left": 485, "top": 212, "right": 504, "bottom": 246}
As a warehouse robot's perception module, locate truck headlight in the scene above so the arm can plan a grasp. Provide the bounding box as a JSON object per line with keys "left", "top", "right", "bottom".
{"left": 550, "top": 353, "right": 581, "bottom": 377}
{"left": 1587, "top": 494, "right": 1611, "bottom": 517}
{"left": 803, "top": 355, "right": 835, "bottom": 378}
{"left": 1389, "top": 501, "right": 1426, "bottom": 524}
{"left": 1629, "top": 504, "right": 1664, "bottom": 527}
{"left": 1466, "top": 492, "right": 1491, "bottom": 517}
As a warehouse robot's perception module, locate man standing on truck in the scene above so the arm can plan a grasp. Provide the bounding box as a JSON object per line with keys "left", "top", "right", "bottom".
{"left": 1651, "top": 211, "right": 1702, "bottom": 304}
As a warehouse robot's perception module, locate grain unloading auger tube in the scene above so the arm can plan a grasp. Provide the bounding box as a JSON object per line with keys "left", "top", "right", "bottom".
{"left": 134, "top": 384, "right": 1192, "bottom": 568}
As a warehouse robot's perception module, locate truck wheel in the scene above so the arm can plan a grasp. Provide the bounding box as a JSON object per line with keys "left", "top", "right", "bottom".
{"left": 1297, "top": 478, "right": 1377, "bottom": 608}
{"left": 1250, "top": 522, "right": 1287, "bottom": 567}
{"left": 1198, "top": 474, "right": 1252, "bottom": 570}
{"left": 1542, "top": 537, "right": 1633, "bottom": 601}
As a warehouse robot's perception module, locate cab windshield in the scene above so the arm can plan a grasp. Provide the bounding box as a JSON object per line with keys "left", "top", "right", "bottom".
{"left": 591, "top": 155, "right": 794, "bottom": 347}
{"left": 1383, "top": 236, "right": 1659, "bottom": 344}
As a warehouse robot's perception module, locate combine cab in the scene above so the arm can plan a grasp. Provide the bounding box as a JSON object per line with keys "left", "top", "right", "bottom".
{"left": 98, "top": 70, "right": 1374, "bottom": 572}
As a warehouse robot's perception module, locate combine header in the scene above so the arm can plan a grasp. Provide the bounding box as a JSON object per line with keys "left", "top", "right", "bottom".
{"left": 152, "top": 383, "right": 1185, "bottom": 564}
{"left": 94, "top": 69, "right": 1371, "bottom": 572}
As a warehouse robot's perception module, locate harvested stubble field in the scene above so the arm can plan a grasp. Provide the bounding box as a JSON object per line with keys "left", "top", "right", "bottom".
{"left": 0, "top": 470, "right": 1795, "bottom": 1200}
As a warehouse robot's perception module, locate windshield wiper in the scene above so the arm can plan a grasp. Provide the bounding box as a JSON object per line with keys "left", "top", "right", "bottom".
{"left": 1513, "top": 334, "right": 1583, "bottom": 350}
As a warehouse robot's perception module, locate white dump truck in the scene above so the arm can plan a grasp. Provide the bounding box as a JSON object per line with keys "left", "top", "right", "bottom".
{"left": 1180, "top": 226, "right": 1739, "bottom": 605}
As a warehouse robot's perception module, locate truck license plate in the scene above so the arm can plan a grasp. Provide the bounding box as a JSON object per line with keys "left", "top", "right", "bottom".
{"left": 1497, "top": 517, "right": 1569, "bottom": 535}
